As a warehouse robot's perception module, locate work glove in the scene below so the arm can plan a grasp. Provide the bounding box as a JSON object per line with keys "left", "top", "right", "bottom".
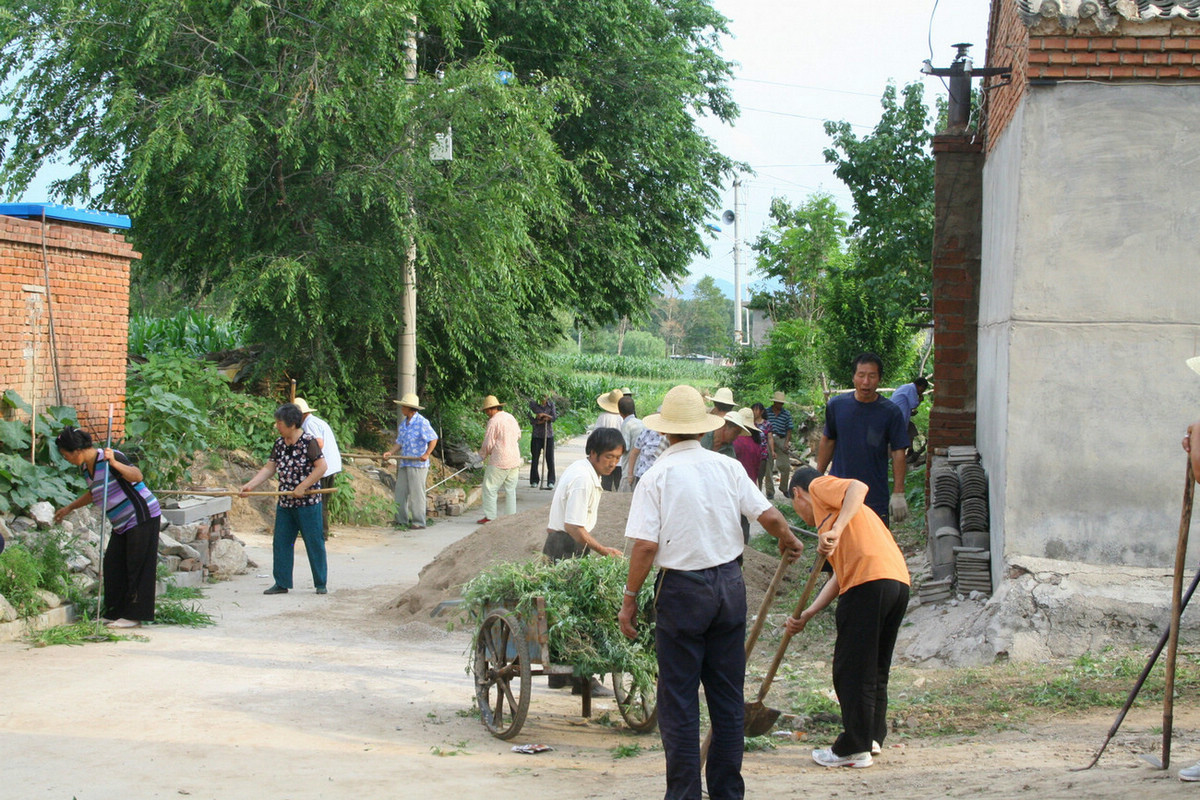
{"left": 889, "top": 492, "right": 909, "bottom": 524}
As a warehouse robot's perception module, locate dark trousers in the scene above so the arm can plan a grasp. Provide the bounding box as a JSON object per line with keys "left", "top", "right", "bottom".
{"left": 654, "top": 561, "right": 746, "bottom": 800}
{"left": 601, "top": 465, "right": 622, "bottom": 492}
{"left": 103, "top": 515, "right": 161, "bottom": 622}
{"left": 321, "top": 472, "right": 337, "bottom": 537}
{"left": 530, "top": 436, "right": 555, "bottom": 485}
{"left": 831, "top": 578, "right": 909, "bottom": 756}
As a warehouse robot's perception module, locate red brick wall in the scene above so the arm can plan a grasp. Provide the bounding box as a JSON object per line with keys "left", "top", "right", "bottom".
{"left": 0, "top": 215, "right": 139, "bottom": 440}
{"left": 985, "top": 2, "right": 1200, "bottom": 154}
{"left": 983, "top": 0, "right": 1029, "bottom": 154}
{"left": 929, "top": 136, "right": 984, "bottom": 454}
{"left": 1028, "top": 33, "right": 1200, "bottom": 80}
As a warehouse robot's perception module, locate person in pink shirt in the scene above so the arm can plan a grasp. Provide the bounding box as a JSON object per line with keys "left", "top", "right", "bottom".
{"left": 478, "top": 395, "right": 522, "bottom": 524}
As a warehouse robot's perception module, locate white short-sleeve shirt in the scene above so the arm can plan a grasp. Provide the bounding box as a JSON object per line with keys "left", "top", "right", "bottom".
{"left": 547, "top": 458, "right": 602, "bottom": 533}
{"left": 302, "top": 414, "right": 342, "bottom": 476}
{"left": 625, "top": 439, "right": 771, "bottom": 570}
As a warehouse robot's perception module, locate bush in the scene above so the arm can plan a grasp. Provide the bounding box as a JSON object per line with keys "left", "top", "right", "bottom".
{"left": 818, "top": 272, "right": 918, "bottom": 387}
{"left": 0, "top": 391, "right": 85, "bottom": 514}
{"left": 129, "top": 309, "right": 246, "bottom": 359}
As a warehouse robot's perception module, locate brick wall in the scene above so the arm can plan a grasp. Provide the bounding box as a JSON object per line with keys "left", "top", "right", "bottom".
{"left": 983, "top": 0, "right": 1028, "bottom": 153}
{"left": 985, "top": 1, "right": 1200, "bottom": 154}
{"left": 929, "top": 135, "right": 984, "bottom": 454}
{"left": 0, "top": 215, "right": 140, "bottom": 440}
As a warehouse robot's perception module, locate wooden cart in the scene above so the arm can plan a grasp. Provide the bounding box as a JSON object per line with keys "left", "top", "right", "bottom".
{"left": 473, "top": 596, "right": 657, "bottom": 739}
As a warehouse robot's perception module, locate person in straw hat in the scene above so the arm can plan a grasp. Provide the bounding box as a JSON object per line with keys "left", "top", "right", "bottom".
{"left": 595, "top": 389, "right": 624, "bottom": 490}
{"left": 619, "top": 385, "right": 804, "bottom": 800}
{"left": 384, "top": 392, "right": 439, "bottom": 529}
{"left": 699, "top": 387, "right": 736, "bottom": 452}
{"left": 477, "top": 395, "right": 522, "bottom": 524}
{"left": 764, "top": 390, "right": 794, "bottom": 498}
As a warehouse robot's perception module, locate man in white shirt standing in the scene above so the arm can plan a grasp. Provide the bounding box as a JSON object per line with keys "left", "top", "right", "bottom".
{"left": 295, "top": 397, "right": 342, "bottom": 538}
{"left": 478, "top": 395, "right": 522, "bottom": 524}
{"left": 617, "top": 395, "right": 645, "bottom": 493}
{"left": 618, "top": 385, "right": 804, "bottom": 800}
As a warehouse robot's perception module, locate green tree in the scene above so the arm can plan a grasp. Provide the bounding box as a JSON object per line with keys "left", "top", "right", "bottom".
{"left": 682, "top": 276, "right": 731, "bottom": 355}
{"left": 818, "top": 270, "right": 917, "bottom": 386}
{"left": 751, "top": 192, "right": 848, "bottom": 321}
{"left": 0, "top": 0, "right": 737, "bottom": 422}
{"left": 822, "top": 81, "right": 934, "bottom": 321}
{"left": 453, "top": 0, "right": 740, "bottom": 324}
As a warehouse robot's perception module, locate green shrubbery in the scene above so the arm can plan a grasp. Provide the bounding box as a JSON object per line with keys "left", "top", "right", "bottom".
{"left": 0, "top": 391, "right": 85, "bottom": 514}
{"left": 128, "top": 309, "right": 246, "bottom": 360}
{"left": 0, "top": 534, "right": 82, "bottom": 616}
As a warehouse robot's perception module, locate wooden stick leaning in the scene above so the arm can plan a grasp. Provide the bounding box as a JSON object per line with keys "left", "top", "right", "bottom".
{"left": 157, "top": 488, "right": 338, "bottom": 497}
{"left": 1162, "top": 459, "right": 1195, "bottom": 770}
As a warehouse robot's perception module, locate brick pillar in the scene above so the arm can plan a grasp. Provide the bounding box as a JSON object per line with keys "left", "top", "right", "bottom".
{"left": 929, "top": 134, "right": 983, "bottom": 454}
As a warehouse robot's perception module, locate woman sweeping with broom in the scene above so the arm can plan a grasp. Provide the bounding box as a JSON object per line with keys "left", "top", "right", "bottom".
{"left": 53, "top": 426, "right": 162, "bottom": 629}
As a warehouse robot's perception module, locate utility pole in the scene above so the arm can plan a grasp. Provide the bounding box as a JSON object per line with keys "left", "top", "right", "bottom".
{"left": 921, "top": 43, "right": 1011, "bottom": 134}
{"left": 732, "top": 175, "right": 743, "bottom": 345}
{"left": 398, "top": 23, "right": 418, "bottom": 415}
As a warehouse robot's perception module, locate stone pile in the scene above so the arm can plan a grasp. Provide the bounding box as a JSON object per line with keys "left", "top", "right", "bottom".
{"left": 0, "top": 496, "right": 251, "bottom": 621}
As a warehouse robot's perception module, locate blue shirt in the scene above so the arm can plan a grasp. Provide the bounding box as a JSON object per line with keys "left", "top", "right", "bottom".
{"left": 765, "top": 407, "right": 793, "bottom": 437}
{"left": 823, "top": 393, "right": 909, "bottom": 517}
{"left": 890, "top": 383, "right": 921, "bottom": 420}
{"left": 395, "top": 412, "right": 438, "bottom": 468}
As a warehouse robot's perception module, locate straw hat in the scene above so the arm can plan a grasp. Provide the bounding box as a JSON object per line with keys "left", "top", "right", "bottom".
{"left": 393, "top": 392, "right": 424, "bottom": 410}
{"left": 292, "top": 397, "right": 314, "bottom": 415}
{"left": 597, "top": 388, "right": 623, "bottom": 414}
{"left": 771, "top": 391, "right": 787, "bottom": 404}
{"left": 733, "top": 406, "right": 757, "bottom": 433}
{"left": 704, "top": 387, "right": 735, "bottom": 406}
{"left": 620, "top": 387, "right": 633, "bottom": 396}
{"left": 480, "top": 395, "right": 504, "bottom": 411}
{"left": 1188, "top": 357, "right": 1200, "bottom": 376}
{"left": 643, "top": 386, "right": 727, "bottom": 434}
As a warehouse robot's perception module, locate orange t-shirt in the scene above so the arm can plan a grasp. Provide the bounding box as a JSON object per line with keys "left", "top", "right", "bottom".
{"left": 810, "top": 475, "right": 910, "bottom": 594}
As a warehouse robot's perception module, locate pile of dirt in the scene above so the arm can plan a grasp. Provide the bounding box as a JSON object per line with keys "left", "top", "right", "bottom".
{"left": 387, "top": 492, "right": 799, "bottom": 624}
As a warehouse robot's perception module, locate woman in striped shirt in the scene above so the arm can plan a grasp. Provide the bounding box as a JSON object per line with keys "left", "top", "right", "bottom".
{"left": 54, "top": 426, "right": 162, "bottom": 629}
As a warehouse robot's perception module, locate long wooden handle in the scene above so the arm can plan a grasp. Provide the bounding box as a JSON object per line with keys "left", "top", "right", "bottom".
{"left": 1163, "top": 460, "right": 1194, "bottom": 768}
{"left": 744, "top": 557, "right": 791, "bottom": 658}
{"left": 752, "top": 554, "right": 827, "bottom": 704}
{"left": 157, "top": 488, "right": 338, "bottom": 497}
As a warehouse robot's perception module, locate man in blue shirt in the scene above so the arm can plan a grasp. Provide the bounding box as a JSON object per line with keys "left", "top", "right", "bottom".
{"left": 764, "top": 391, "right": 794, "bottom": 499}
{"left": 384, "top": 392, "right": 439, "bottom": 529}
{"left": 817, "top": 354, "right": 910, "bottom": 526}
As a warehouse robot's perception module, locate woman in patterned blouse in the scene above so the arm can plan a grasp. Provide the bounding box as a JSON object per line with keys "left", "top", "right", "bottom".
{"left": 54, "top": 426, "right": 163, "bottom": 628}
{"left": 241, "top": 403, "right": 329, "bottom": 595}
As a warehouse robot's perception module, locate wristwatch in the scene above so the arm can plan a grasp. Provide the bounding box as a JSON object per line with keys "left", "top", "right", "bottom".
{"left": 623, "top": 588, "right": 638, "bottom": 598}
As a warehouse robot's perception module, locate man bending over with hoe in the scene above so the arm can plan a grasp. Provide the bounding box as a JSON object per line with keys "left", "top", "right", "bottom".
{"left": 786, "top": 466, "right": 910, "bottom": 769}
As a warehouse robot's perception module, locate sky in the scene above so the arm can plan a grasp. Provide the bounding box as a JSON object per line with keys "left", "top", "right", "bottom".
{"left": 691, "top": 0, "right": 991, "bottom": 296}
{"left": 11, "top": 0, "right": 992, "bottom": 300}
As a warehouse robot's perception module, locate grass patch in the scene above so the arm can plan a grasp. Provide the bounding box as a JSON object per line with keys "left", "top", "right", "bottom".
{"left": 27, "top": 619, "right": 146, "bottom": 647}
{"left": 611, "top": 742, "right": 641, "bottom": 759}
{"left": 153, "top": 596, "right": 216, "bottom": 627}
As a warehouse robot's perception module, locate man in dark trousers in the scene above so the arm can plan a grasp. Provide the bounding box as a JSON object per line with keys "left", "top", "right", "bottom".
{"left": 786, "top": 466, "right": 910, "bottom": 770}
{"left": 619, "top": 385, "right": 803, "bottom": 800}
{"left": 528, "top": 394, "right": 557, "bottom": 489}
{"left": 817, "top": 353, "right": 910, "bottom": 525}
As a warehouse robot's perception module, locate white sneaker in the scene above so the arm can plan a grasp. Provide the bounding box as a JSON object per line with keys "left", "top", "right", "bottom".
{"left": 1180, "top": 761, "right": 1200, "bottom": 782}
{"left": 812, "top": 747, "right": 873, "bottom": 769}
{"left": 871, "top": 740, "right": 882, "bottom": 756}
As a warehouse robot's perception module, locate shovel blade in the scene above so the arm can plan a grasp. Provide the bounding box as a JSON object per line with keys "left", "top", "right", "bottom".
{"left": 743, "top": 701, "right": 782, "bottom": 737}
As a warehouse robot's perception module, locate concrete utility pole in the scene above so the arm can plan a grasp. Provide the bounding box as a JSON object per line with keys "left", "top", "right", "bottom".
{"left": 732, "top": 176, "right": 743, "bottom": 345}
{"left": 398, "top": 23, "right": 418, "bottom": 413}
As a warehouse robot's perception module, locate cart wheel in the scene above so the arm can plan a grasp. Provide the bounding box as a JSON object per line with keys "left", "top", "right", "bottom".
{"left": 612, "top": 671, "right": 658, "bottom": 733}
{"left": 474, "top": 610, "right": 531, "bottom": 739}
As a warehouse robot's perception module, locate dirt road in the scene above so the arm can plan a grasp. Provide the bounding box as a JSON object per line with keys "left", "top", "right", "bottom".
{"left": 5, "top": 440, "right": 1200, "bottom": 798}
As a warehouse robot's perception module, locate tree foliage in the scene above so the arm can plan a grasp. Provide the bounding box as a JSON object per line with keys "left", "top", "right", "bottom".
{"left": 823, "top": 81, "right": 934, "bottom": 321}
{"left": 818, "top": 271, "right": 917, "bottom": 386}
{"left": 751, "top": 192, "right": 848, "bottom": 321}
{"left": 0, "top": 0, "right": 737, "bottom": 425}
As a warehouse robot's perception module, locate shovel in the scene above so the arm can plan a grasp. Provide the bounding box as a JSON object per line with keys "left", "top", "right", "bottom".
{"left": 700, "top": 554, "right": 793, "bottom": 764}
{"left": 743, "top": 553, "right": 827, "bottom": 736}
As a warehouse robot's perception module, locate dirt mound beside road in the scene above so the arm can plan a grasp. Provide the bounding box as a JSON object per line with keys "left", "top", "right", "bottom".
{"left": 387, "top": 491, "right": 798, "bottom": 624}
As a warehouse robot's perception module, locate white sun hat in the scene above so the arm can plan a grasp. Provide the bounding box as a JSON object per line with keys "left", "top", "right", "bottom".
{"left": 704, "top": 387, "right": 735, "bottom": 406}
{"left": 644, "top": 386, "right": 727, "bottom": 435}
{"left": 597, "top": 388, "right": 623, "bottom": 414}
{"left": 393, "top": 392, "right": 424, "bottom": 410}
